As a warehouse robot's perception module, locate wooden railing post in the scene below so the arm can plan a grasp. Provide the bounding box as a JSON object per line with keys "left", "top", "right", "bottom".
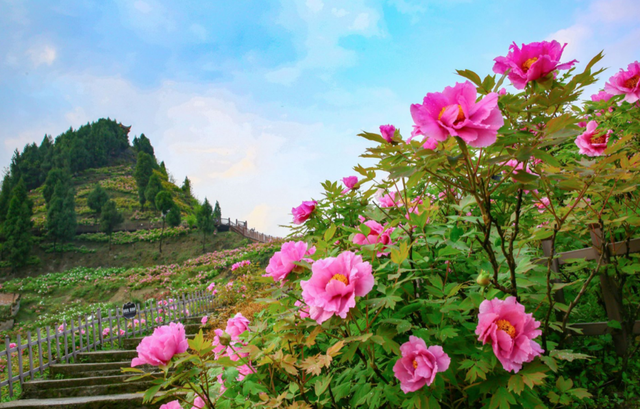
{"left": 590, "top": 224, "right": 628, "bottom": 356}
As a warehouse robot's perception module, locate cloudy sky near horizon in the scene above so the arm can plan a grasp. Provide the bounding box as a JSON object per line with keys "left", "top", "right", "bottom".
{"left": 1, "top": 0, "right": 639, "bottom": 236}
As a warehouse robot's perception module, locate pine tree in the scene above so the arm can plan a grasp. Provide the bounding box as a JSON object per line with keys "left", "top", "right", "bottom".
{"left": 87, "top": 184, "right": 109, "bottom": 215}
{"left": 213, "top": 200, "right": 222, "bottom": 221}
{"left": 0, "top": 173, "right": 13, "bottom": 224}
{"left": 132, "top": 133, "right": 155, "bottom": 157}
{"left": 159, "top": 162, "right": 168, "bottom": 179}
{"left": 155, "top": 191, "right": 174, "bottom": 254}
{"left": 181, "top": 177, "right": 192, "bottom": 198}
{"left": 46, "top": 179, "right": 77, "bottom": 252}
{"left": 43, "top": 168, "right": 71, "bottom": 206}
{"left": 166, "top": 203, "right": 181, "bottom": 228}
{"left": 3, "top": 180, "right": 33, "bottom": 268}
{"left": 134, "top": 152, "right": 154, "bottom": 209}
{"left": 100, "top": 200, "right": 123, "bottom": 250}
{"left": 197, "top": 198, "right": 215, "bottom": 252}
{"left": 145, "top": 173, "right": 164, "bottom": 210}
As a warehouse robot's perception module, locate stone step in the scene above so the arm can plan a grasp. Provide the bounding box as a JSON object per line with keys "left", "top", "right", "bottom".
{"left": 184, "top": 323, "right": 202, "bottom": 335}
{"left": 0, "top": 393, "right": 174, "bottom": 409}
{"left": 22, "top": 380, "right": 156, "bottom": 399}
{"left": 23, "top": 374, "right": 156, "bottom": 391}
{"left": 49, "top": 361, "right": 152, "bottom": 378}
{"left": 77, "top": 350, "right": 138, "bottom": 363}
{"left": 123, "top": 334, "right": 196, "bottom": 350}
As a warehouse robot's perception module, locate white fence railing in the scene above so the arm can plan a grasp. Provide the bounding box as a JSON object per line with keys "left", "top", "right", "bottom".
{"left": 1, "top": 289, "right": 215, "bottom": 398}
{"left": 217, "top": 218, "right": 278, "bottom": 243}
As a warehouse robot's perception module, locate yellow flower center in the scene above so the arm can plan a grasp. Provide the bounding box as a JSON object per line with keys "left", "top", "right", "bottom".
{"left": 412, "top": 360, "right": 418, "bottom": 370}
{"left": 496, "top": 319, "right": 516, "bottom": 339}
{"left": 331, "top": 274, "right": 349, "bottom": 285}
{"left": 591, "top": 133, "right": 607, "bottom": 144}
{"left": 438, "top": 105, "right": 465, "bottom": 123}
{"left": 624, "top": 75, "right": 639, "bottom": 89}
{"left": 522, "top": 57, "right": 538, "bottom": 72}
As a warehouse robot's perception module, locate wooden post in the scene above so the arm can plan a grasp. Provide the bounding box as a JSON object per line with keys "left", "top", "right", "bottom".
{"left": 5, "top": 337, "right": 14, "bottom": 397}
{"left": 46, "top": 327, "right": 53, "bottom": 366}
{"left": 26, "top": 332, "right": 34, "bottom": 380}
{"left": 590, "top": 224, "right": 628, "bottom": 356}
{"left": 16, "top": 334, "right": 24, "bottom": 384}
{"left": 36, "top": 329, "right": 44, "bottom": 376}
{"left": 63, "top": 321, "right": 69, "bottom": 363}
{"left": 97, "top": 309, "right": 103, "bottom": 348}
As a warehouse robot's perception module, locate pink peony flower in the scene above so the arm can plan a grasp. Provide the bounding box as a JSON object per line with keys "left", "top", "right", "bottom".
{"left": 378, "top": 191, "right": 399, "bottom": 208}
{"left": 604, "top": 61, "right": 640, "bottom": 103}
{"left": 295, "top": 300, "right": 310, "bottom": 319}
{"left": 575, "top": 120, "right": 611, "bottom": 157}
{"left": 201, "top": 316, "right": 208, "bottom": 326}
{"left": 9, "top": 343, "right": 17, "bottom": 349}
{"left": 207, "top": 282, "right": 216, "bottom": 292}
{"left": 265, "top": 241, "right": 315, "bottom": 283}
{"left": 159, "top": 401, "right": 182, "bottom": 409}
{"left": 393, "top": 336, "right": 450, "bottom": 393}
{"left": 380, "top": 124, "right": 396, "bottom": 142}
{"left": 292, "top": 200, "right": 317, "bottom": 224}
{"left": 475, "top": 297, "right": 544, "bottom": 373}
{"left": 498, "top": 88, "right": 507, "bottom": 96}
{"left": 352, "top": 220, "right": 395, "bottom": 256}
{"left": 191, "top": 396, "right": 205, "bottom": 409}
{"left": 225, "top": 313, "right": 250, "bottom": 339}
{"left": 300, "top": 251, "right": 374, "bottom": 324}
{"left": 131, "top": 322, "right": 189, "bottom": 367}
{"left": 411, "top": 81, "right": 504, "bottom": 148}
{"left": 57, "top": 324, "right": 65, "bottom": 333}
{"left": 341, "top": 176, "right": 359, "bottom": 194}
{"left": 591, "top": 90, "right": 614, "bottom": 102}
{"left": 102, "top": 328, "right": 110, "bottom": 337}
{"left": 493, "top": 40, "right": 578, "bottom": 89}
{"left": 211, "top": 329, "right": 226, "bottom": 357}
{"left": 422, "top": 137, "right": 438, "bottom": 150}
{"left": 534, "top": 197, "right": 550, "bottom": 213}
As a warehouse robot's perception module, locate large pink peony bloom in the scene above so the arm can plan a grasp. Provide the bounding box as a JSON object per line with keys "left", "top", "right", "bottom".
{"left": 378, "top": 191, "right": 399, "bottom": 208}
{"left": 380, "top": 124, "right": 396, "bottom": 142}
{"left": 159, "top": 400, "right": 182, "bottom": 409}
{"left": 265, "top": 241, "right": 315, "bottom": 282}
{"left": 604, "top": 61, "right": 640, "bottom": 103}
{"left": 575, "top": 121, "right": 611, "bottom": 157}
{"left": 300, "top": 251, "right": 374, "bottom": 324}
{"left": 191, "top": 397, "right": 205, "bottom": 409}
{"left": 475, "top": 297, "right": 544, "bottom": 373}
{"left": 211, "top": 328, "right": 227, "bottom": 357}
{"left": 353, "top": 220, "right": 395, "bottom": 257}
{"left": 393, "top": 336, "right": 450, "bottom": 393}
{"left": 591, "top": 90, "right": 614, "bottom": 102}
{"left": 225, "top": 313, "right": 250, "bottom": 339}
{"left": 411, "top": 81, "right": 504, "bottom": 148}
{"left": 131, "top": 322, "right": 188, "bottom": 367}
{"left": 292, "top": 201, "right": 317, "bottom": 224}
{"left": 493, "top": 40, "right": 578, "bottom": 89}
{"left": 342, "top": 176, "right": 359, "bottom": 194}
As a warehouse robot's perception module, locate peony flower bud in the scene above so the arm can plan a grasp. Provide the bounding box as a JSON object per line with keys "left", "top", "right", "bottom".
{"left": 219, "top": 332, "right": 232, "bottom": 346}
{"left": 476, "top": 271, "right": 491, "bottom": 287}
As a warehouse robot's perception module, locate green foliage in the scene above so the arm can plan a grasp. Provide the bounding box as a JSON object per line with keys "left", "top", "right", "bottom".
{"left": 213, "top": 200, "right": 221, "bottom": 221}
{"left": 166, "top": 203, "right": 181, "bottom": 227}
{"left": 3, "top": 179, "right": 33, "bottom": 267}
{"left": 132, "top": 133, "right": 155, "bottom": 157}
{"left": 43, "top": 168, "right": 71, "bottom": 206}
{"left": 145, "top": 172, "right": 164, "bottom": 210}
{"left": 181, "top": 176, "right": 192, "bottom": 197}
{"left": 46, "top": 178, "right": 77, "bottom": 249}
{"left": 134, "top": 152, "right": 155, "bottom": 209}
{"left": 197, "top": 198, "right": 216, "bottom": 251}
{"left": 100, "top": 200, "right": 124, "bottom": 242}
{"left": 87, "top": 184, "right": 109, "bottom": 214}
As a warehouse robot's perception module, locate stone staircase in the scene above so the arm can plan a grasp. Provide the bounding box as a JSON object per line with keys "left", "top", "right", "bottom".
{"left": 0, "top": 318, "right": 203, "bottom": 408}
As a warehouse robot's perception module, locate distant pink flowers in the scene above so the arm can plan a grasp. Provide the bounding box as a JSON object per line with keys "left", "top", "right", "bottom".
{"left": 575, "top": 121, "right": 611, "bottom": 157}
{"left": 493, "top": 40, "right": 577, "bottom": 89}
{"left": 300, "top": 251, "right": 374, "bottom": 324}
{"left": 411, "top": 81, "right": 504, "bottom": 148}
{"left": 342, "top": 176, "right": 358, "bottom": 194}
{"left": 380, "top": 124, "right": 396, "bottom": 142}
{"left": 201, "top": 316, "right": 208, "bottom": 326}
{"left": 605, "top": 61, "right": 640, "bottom": 103}
{"left": 294, "top": 300, "right": 310, "bottom": 319}
{"left": 225, "top": 313, "right": 250, "bottom": 339}
{"left": 353, "top": 220, "right": 395, "bottom": 257}
{"left": 265, "top": 241, "right": 315, "bottom": 283}
{"left": 292, "top": 200, "right": 317, "bottom": 224}
{"left": 131, "top": 322, "right": 188, "bottom": 367}
{"left": 534, "top": 197, "right": 550, "bottom": 213}
{"left": 393, "top": 336, "right": 450, "bottom": 393}
{"left": 191, "top": 396, "right": 205, "bottom": 409}
{"left": 476, "top": 297, "right": 543, "bottom": 373}
{"left": 231, "top": 260, "right": 251, "bottom": 271}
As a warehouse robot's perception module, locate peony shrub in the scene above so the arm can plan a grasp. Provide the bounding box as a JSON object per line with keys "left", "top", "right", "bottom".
{"left": 131, "top": 42, "right": 640, "bottom": 408}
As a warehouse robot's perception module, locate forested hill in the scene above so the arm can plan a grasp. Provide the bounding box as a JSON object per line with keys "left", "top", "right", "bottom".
{"left": 0, "top": 118, "right": 223, "bottom": 273}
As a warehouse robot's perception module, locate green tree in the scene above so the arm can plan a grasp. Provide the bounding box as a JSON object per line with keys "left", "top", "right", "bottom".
{"left": 145, "top": 173, "right": 164, "bottom": 210}
{"left": 196, "top": 198, "right": 215, "bottom": 252}
{"left": 155, "top": 191, "right": 174, "bottom": 254}
{"left": 134, "top": 152, "right": 154, "bottom": 209}
{"left": 213, "top": 200, "right": 222, "bottom": 221}
{"left": 132, "top": 133, "right": 155, "bottom": 157}
{"left": 43, "top": 168, "right": 71, "bottom": 206}
{"left": 87, "top": 184, "right": 109, "bottom": 215}
{"left": 181, "top": 177, "right": 192, "bottom": 198}
{"left": 0, "top": 173, "right": 13, "bottom": 224}
{"left": 46, "top": 179, "right": 77, "bottom": 252}
{"left": 159, "top": 161, "right": 169, "bottom": 180}
{"left": 3, "top": 180, "right": 33, "bottom": 268}
{"left": 166, "top": 203, "right": 181, "bottom": 228}
{"left": 100, "top": 200, "right": 123, "bottom": 250}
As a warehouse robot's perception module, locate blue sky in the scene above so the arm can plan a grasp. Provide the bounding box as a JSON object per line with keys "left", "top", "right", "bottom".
{"left": 1, "top": 0, "right": 639, "bottom": 235}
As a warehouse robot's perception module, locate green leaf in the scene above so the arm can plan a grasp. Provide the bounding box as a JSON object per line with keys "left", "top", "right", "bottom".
{"left": 556, "top": 376, "right": 573, "bottom": 393}
{"left": 550, "top": 350, "right": 592, "bottom": 362}
{"left": 456, "top": 69, "right": 482, "bottom": 86}
{"left": 607, "top": 320, "right": 622, "bottom": 330}
{"left": 324, "top": 224, "right": 337, "bottom": 241}
{"left": 315, "top": 375, "right": 333, "bottom": 397}
{"left": 532, "top": 149, "right": 561, "bottom": 167}
{"left": 358, "top": 131, "right": 387, "bottom": 144}
{"left": 508, "top": 374, "right": 525, "bottom": 395}
{"left": 490, "top": 387, "right": 516, "bottom": 409}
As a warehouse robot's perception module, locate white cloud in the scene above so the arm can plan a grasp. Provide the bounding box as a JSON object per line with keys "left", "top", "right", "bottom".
{"left": 306, "top": 0, "right": 324, "bottom": 13}
{"left": 350, "top": 13, "right": 371, "bottom": 31}
{"left": 27, "top": 44, "right": 57, "bottom": 67}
